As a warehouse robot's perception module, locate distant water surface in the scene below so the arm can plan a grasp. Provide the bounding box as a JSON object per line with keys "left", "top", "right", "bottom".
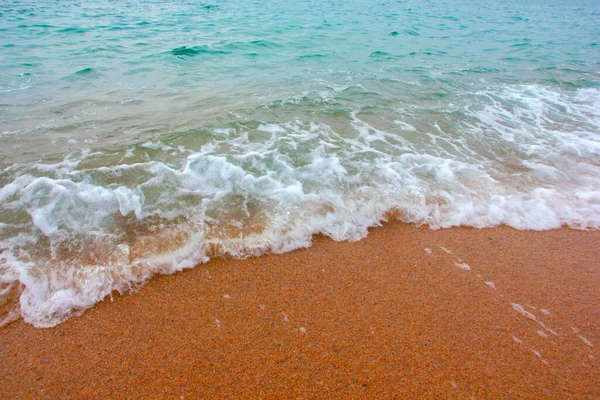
{"left": 1, "top": 0, "right": 599, "bottom": 327}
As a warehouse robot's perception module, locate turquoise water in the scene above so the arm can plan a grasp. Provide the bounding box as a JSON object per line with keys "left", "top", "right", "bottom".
{"left": 1, "top": 0, "right": 599, "bottom": 327}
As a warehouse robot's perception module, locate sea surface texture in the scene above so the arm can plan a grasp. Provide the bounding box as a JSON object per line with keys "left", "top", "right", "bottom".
{"left": 1, "top": 0, "right": 599, "bottom": 327}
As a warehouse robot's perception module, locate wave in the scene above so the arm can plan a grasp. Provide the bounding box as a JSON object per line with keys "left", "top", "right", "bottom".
{"left": 169, "top": 46, "right": 231, "bottom": 58}
{"left": 1, "top": 84, "right": 599, "bottom": 328}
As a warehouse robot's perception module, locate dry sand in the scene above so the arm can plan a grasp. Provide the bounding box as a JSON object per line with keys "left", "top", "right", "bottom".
{"left": 1, "top": 222, "right": 599, "bottom": 399}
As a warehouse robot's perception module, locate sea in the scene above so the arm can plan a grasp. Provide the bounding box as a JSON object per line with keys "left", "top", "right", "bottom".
{"left": 1, "top": 0, "right": 599, "bottom": 327}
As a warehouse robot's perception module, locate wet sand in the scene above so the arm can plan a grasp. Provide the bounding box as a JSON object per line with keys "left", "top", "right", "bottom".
{"left": 1, "top": 222, "right": 599, "bottom": 399}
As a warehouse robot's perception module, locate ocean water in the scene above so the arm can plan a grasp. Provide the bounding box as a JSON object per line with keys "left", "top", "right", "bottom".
{"left": 1, "top": 0, "right": 599, "bottom": 327}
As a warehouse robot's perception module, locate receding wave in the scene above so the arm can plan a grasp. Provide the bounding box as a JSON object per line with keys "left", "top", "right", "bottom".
{"left": 1, "top": 84, "right": 599, "bottom": 328}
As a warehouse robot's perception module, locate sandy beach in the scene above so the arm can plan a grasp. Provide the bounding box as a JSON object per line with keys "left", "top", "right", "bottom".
{"left": 1, "top": 222, "right": 599, "bottom": 399}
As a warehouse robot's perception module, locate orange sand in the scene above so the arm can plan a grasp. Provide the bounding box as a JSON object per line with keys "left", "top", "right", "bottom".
{"left": 1, "top": 222, "right": 599, "bottom": 398}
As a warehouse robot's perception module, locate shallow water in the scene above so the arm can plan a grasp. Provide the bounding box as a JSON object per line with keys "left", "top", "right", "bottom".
{"left": 1, "top": 0, "right": 599, "bottom": 327}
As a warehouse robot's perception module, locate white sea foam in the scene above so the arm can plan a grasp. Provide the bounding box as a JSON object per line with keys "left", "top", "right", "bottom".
{"left": 1, "top": 85, "right": 600, "bottom": 327}
{"left": 455, "top": 262, "right": 471, "bottom": 271}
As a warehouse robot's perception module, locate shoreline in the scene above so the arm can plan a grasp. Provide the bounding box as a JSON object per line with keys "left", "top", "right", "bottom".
{"left": 1, "top": 222, "right": 599, "bottom": 398}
